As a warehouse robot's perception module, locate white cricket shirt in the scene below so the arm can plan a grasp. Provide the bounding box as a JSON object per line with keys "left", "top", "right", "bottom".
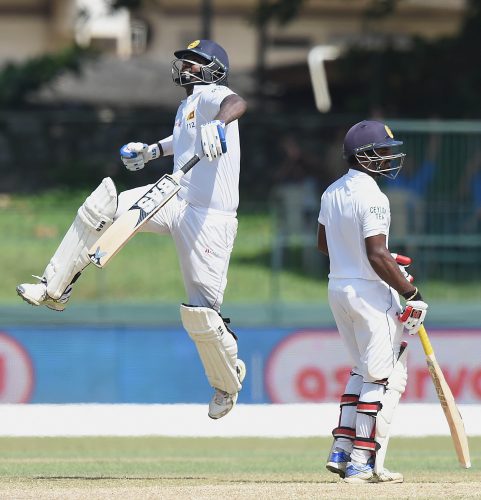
{"left": 318, "top": 169, "right": 391, "bottom": 280}
{"left": 172, "top": 84, "right": 240, "bottom": 215}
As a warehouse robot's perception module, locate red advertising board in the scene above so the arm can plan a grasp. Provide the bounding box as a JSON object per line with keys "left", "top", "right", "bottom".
{"left": 265, "top": 329, "right": 481, "bottom": 404}
{"left": 0, "top": 332, "right": 34, "bottom": 403}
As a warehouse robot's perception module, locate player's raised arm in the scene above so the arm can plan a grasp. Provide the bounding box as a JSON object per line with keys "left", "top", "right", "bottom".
{"left": 216, "top": 94, "right": 247, "bottom": 125}
{"left": 201, "top": 94, "right": 247, "bottom": 161}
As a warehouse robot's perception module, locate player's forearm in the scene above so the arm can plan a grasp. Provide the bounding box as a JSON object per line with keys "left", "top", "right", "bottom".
{"left": 215, "top": 95, "right": 247, "bottom": 125}
{"left": 156, "top": 135, "right": 173, "bottom": 157}
{"left": 317, "top": 224, "right": 329, "bottom": 256}
{"left": 368, "top": 247, "right": 416, "bottom": 296}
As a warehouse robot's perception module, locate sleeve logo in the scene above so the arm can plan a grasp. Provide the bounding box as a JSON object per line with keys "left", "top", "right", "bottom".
{"left": 370, "top": 206, "right": 387, "bottom": 220}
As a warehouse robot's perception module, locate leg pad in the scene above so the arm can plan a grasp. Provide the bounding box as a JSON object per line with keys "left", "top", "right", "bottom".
{"left": 180, "top": 304, "right": 242, "bottom": 394}
{"left": 44, "top": 178, "right": 117, "bottom": 299}
{"left": 374, "top": 342, "right": 408, "bottom": 473}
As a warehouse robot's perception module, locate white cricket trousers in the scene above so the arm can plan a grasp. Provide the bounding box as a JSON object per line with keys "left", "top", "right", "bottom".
{"left": 116, "top": 188, "right": 237, "bottom": 311}
{"left": 328, "top": 278, "right": 404, "bottom": 382}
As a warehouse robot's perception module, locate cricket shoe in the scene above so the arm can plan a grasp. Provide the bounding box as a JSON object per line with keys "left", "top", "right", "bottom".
{"left": 326, "top": 447, "right": 351, "bottom": 478}
{"left": 373, "top": 468, "right": 404, "bottom": 483}
{"left": 208, "top": 359, "right": 246, "bottom": 419}
{"left": 16, "top": 276, "right": 73, "bottom": 312}
{"left": 343, "top": 460, "right": 374, "bottom": 484}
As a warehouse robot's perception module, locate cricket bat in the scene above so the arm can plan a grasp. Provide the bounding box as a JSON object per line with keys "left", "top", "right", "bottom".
{"left": 88, "top": 154, "right": 201, "bottom": 268}
{"left": 418, "top": 324, "right": 471, "bottom": 468}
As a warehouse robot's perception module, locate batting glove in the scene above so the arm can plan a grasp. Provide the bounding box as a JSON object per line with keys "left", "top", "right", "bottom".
{"left": 200, "top": 120, "right": 227, "bottom": 161}
{"left": 120, "top": 142, "right": 160, "bottom": 171}
{"left": 391, "top": 252, "right": 414, "bottom": 283}
{"left": 398, "top": 300, "right": 428, "bottom": 335}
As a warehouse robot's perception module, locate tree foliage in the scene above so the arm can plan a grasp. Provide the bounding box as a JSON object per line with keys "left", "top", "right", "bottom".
{"left": 252, "top": 0, "right": 305, "bottom": 27}
{"left": 0, "top": 45, "right": 92, "bottom": 108}
{"left": 332, "top": 0, "right": 481, "bottom": 118}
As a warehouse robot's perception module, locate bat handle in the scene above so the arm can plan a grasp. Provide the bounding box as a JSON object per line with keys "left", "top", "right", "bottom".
{"left": 180, "top": 154, "right": 201, "bottom": 175}
{"left": 417, "top": 324, "right": 434, "bottom": 356}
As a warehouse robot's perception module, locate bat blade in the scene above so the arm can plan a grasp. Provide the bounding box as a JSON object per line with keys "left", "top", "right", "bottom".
{"left": 88, "top": 172, "right": 181, "bottom": 268}
{"left": 425, "top": 354, "right": 471, "bottom": 468}
{"left": 88, "top": 154, "right": 201, "bottom": 269}
{"left": 418, "top": 325, "right": 471, "bottom": 469}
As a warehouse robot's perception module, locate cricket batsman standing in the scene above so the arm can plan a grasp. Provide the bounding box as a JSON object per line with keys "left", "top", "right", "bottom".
{"left": 317, "top": 120, "right": 428, "bottom": 483}
{"left": 17, "top": 39, "right": 248, "bottom": 420}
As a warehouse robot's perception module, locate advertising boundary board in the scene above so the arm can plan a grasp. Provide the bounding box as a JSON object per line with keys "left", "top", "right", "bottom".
{"left": 0, "top": 326, "right": 480, "bottom": 405}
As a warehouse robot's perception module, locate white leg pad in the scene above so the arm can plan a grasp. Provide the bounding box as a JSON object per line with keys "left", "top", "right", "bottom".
{"left": 180, "top": 304, "right": 241, "bottom": 394}
{"left": 375, "top": 343, "right": 408, "bottom": 473}
{"left": 44, "top": 178, "right": 117, "bottom": 299}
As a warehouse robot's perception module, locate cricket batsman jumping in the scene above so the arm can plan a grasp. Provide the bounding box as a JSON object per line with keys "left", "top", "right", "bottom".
{"left": 17, "top": 39, "right": 248, "bottom": 420}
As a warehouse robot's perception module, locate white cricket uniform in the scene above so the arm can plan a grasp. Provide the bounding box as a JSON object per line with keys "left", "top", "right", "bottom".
{"left": 318, "top": 169, "right": 404, "bottom": 382}
{"left": 116, "top": 84, "right": 240, "bottom": 310}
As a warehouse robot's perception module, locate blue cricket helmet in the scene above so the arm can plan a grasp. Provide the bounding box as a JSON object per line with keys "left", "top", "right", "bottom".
{"left": 343, "top": 120, "right": 406, "bottom": 179}
{"left": 172, "top": 39, "right": 229, "bottom": 86}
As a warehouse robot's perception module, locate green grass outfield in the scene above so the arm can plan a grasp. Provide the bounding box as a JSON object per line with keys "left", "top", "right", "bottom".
{"left": 0, "top": 436, "right": 479, "bottom": 499}
{"left": 3, "top": 191, "right": 481, "bottom": 307}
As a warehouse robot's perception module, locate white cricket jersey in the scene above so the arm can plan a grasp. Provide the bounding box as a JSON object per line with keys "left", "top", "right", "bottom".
{"left": 318, "top": 169, "right": 391, "bottom": 280}
{"left": 172, "top": 84, "right": 240, "bottom": 215}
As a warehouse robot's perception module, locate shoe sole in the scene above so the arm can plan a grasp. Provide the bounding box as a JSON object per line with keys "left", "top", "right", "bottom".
{"left": 373, "top": 476, "right": 404, "bottom": 484}
{"left": 343, "top": 476, "right": 374, "bottom": 484}
{"left": 45, "top": 303, "right": 65, "bottom": 312}
{"left": 16, "top": 286, "right": 65, "bottom": 312}
{"left": 208, "top": 360, "right": 246, "bottom": 420}
{"left": 326, "top": 463, "right": 346, "bottom": 479}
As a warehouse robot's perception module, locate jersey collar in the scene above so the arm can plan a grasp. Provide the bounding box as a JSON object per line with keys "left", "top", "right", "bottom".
{"left": 181, "top": 84, "right": 215, "bottom": 103}
{"left": 347, "top": 168, "right": 368, "bottom": 177}
{"left": 192, "top": 83, "right": 214, "bottom": 95}
{"left": 347, "top": 168, "right": 375, "bottom": 181}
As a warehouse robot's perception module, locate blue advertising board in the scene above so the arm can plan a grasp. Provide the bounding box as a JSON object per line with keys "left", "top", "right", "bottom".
{"left": 1, "top": 326, "right": 480, "bottom": 404}
{"left": 0, "top": 326, "right": 289, "bottom": 404}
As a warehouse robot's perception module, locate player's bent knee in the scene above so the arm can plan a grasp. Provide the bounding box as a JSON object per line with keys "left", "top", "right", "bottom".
{"left": 45, "top": 178, "right": 118, "bottom": 299}
{"left": 78, "top": 177, "right": 118, "bottom": 230}
{"left": 180, "top": 304, "right": 241, "bottom": 394}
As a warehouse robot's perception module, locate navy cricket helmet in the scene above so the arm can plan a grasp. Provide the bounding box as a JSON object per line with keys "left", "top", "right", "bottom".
{"left": 343, "top": 120, "right": 406, "bottom": 179}
{"left": 172, "top": 39, "right": 229, "bottom": 86}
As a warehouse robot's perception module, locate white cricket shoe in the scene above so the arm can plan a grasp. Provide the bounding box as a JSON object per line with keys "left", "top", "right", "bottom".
{"left": 373, "top": 468, "right": 404, "bottom": 483}
{"left": 16, "top": 276, "right": 72, "bottom": 312}
{"left": 208, "top": 359, "right": 246, "bottom": 420}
